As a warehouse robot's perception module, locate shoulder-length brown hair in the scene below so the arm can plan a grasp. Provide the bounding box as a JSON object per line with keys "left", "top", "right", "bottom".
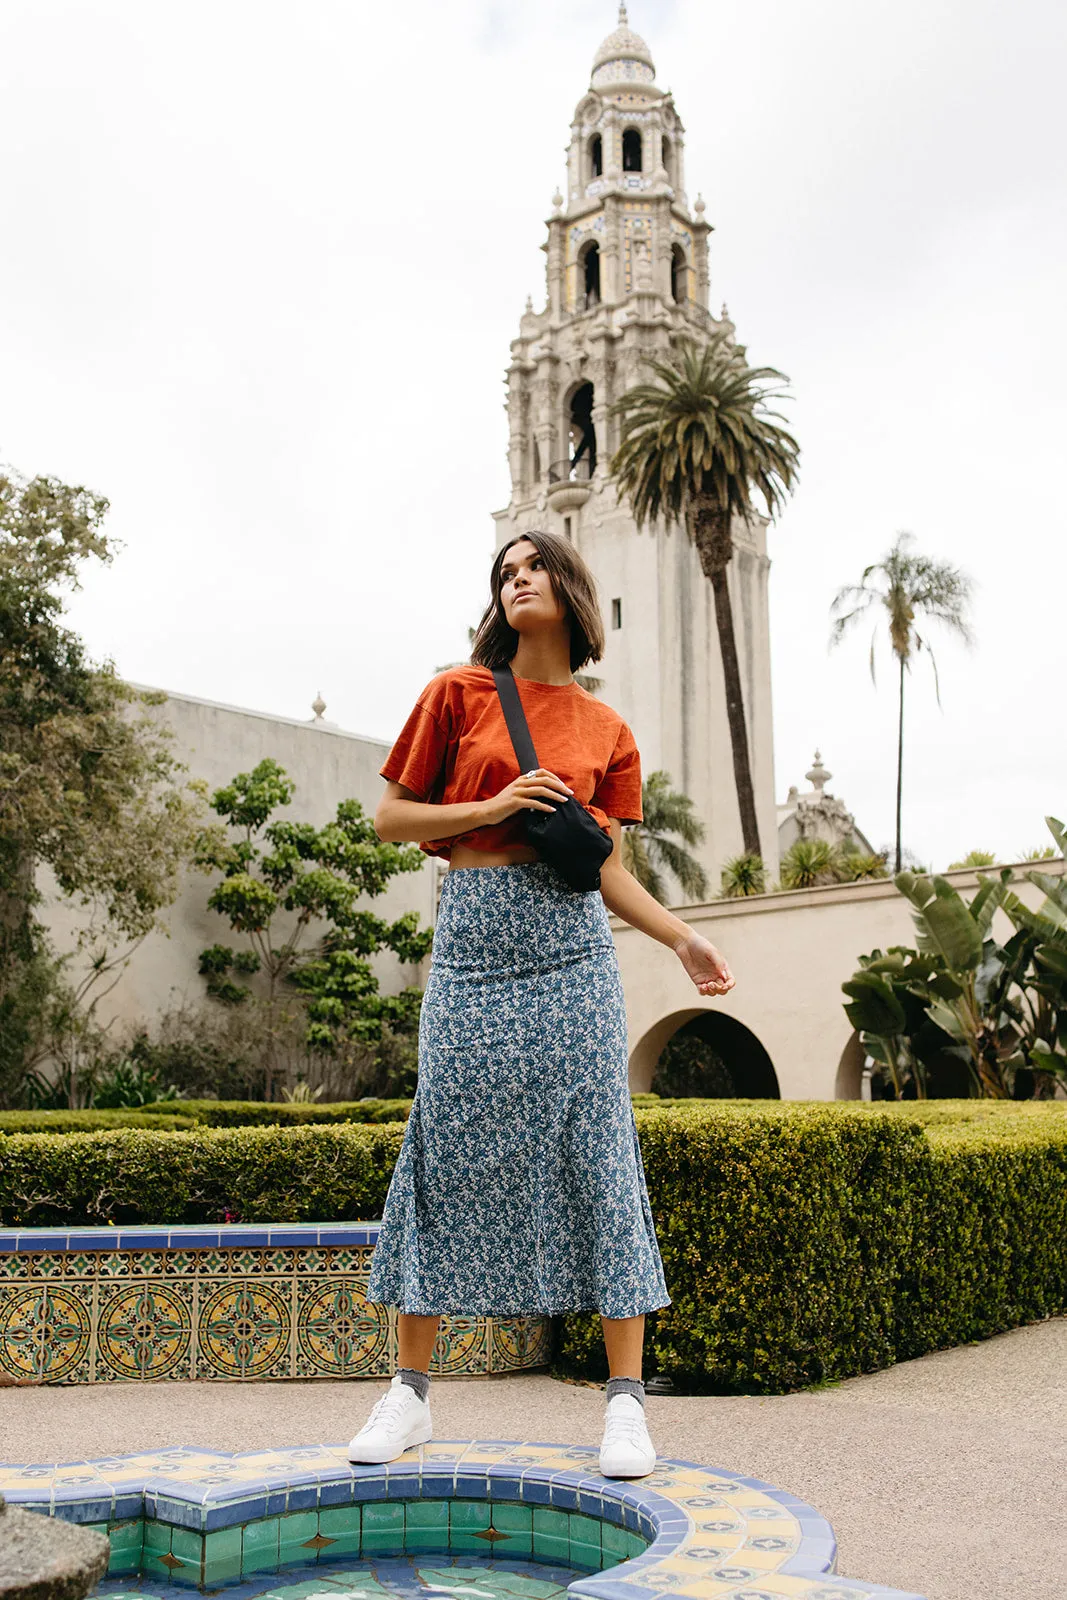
{"left": 470, "top": 529, "right": 606, "bottom": 672}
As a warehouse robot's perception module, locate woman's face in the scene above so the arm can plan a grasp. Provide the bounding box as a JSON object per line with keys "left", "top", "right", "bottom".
{"left": 498, "top": 539, "right": 567, "bottom": 632}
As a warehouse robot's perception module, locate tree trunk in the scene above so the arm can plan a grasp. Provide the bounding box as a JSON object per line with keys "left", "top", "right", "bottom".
{"left": 895, "top": 654, "right": 905, "bottom": 874}
{"left": 691, "top": 502, "right": 762, "bottom": 858}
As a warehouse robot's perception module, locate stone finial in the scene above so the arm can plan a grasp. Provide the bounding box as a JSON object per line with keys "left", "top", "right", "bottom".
{"left": 694, "top": 193, "right": 706, "bottom": 215}
{"left": 787, "top": 784, "right": 799, "bottom": 804}
{"left": 806, "top": 750, "right": 831, "bottom": 793}
{"left": 525, "top": 294, "right": 533, "bottom": 313}
{"left": 311, "top": 691, "right": 326, "bottom": 721}
{"left": 551, "top": 189, "right": 563, "bottom": 212}
{"left": 720, "top": 301, "right": 730, "bottom": 321}
{"left": 618, "top": 3, "right": 629, "bottom": 22}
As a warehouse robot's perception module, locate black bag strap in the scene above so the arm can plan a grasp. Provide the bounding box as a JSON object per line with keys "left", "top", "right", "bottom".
{"left": 492, "top": 666, "right": 540, "bottom": 775}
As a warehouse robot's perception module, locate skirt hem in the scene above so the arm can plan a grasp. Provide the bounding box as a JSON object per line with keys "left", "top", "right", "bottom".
{"left": 364, "top": 1295, "right": 672, "bottom": 1318}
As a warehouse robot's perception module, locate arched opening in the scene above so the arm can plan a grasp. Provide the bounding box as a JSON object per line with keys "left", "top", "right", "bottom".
{"left": 835, "top": 1031, "right": 868, "bottom": 1100}
{"left": 589, "top": 133, "right": 603, "bottom": 179}
{"left": 568, "top": 382, "right": 596, "bottom": 479}
{"left": 661, "top": 134, "right": 673, "bottom": 180}
{"left": 622, "top": 127, "right": 642, "bottom": 172}
{"left": 532, "top": 439, "right": 541, "bottom": 483}
{"left": 580, "top": 241, "right": 601, "bottom": 309}
{"left": 631, "top": 1009, "right": 780, "bottom": 1098}
{"left": 670, "top": 243, "right": 687, "bottom": 303}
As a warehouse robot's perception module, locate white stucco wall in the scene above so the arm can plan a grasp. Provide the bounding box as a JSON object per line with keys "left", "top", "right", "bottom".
{"left": 38, "top": 688, "right": 437, "bottom": 1035}
{"left": 614, "top": 858, "right": 1065, "bottom": 1099}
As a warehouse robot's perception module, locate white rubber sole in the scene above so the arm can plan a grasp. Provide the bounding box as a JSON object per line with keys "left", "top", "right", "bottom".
{"left": 347, "top": 1419, "right": 433, "bottom": 1465}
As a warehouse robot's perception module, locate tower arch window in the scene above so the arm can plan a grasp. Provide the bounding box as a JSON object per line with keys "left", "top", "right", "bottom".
{"left": 580, "top": 241, "right": 601, "bottom": 309}
{"left": 661, "top": 134, "right": 673, "bottom": 181}
{"left": 622, "top": 127, "right": 643, "bottom": 172}
{"left": 670, "top": 243, "right": 688, "bottom": 304}
{"left": 589, "top": 133, "right": 603, "bottom": 179}
{"left": 568, "top": 382, "right": 596, "bottom": 479}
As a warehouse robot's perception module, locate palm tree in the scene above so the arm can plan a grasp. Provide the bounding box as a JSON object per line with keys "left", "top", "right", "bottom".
{"left": 830, "top": 532, "right": 973, "bottom": 873}
{"left": 622, "top": 770, "right": 708, "bottom": 904}
{"left": 611, "top": 334, "right": 799, "bottom": 857}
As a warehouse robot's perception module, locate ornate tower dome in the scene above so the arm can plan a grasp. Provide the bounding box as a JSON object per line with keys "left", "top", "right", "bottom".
{"left": 591, "top": 4, "right": 656, "bottom": 88}
{"left": 492, "top": 8, "right": 779, "bottom": 889}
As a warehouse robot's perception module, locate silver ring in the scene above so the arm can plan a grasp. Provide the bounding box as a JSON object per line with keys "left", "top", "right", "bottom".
{"left": 524, "top": 769, "right": 537, "bottom": 778}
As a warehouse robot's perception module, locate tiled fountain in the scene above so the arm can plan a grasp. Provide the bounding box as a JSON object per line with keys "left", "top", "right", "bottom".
{"left": 2, "top": 1439, "right": 927, "bottom": 1600}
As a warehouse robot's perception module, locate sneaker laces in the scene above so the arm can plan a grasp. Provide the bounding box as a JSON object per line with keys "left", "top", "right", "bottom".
{"left": 362, "top": 1384, "right": 414, "bottom": 1431}
{"left": 603, "top": 1401, "right": 649, "bottom": 1448}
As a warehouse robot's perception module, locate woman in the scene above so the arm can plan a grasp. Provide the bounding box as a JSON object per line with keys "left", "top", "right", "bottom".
{"left": 350, "top": 531, "right": 734, "bottom": 1476}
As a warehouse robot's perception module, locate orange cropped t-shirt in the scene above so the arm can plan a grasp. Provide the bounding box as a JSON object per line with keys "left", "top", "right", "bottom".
{"left": 379, "top": 664, "right": 644, "bottom": 861}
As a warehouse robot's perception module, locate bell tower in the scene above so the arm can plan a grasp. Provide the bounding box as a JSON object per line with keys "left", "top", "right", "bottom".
{"left": 492, "top": 7, "right": 779, "bottom": 892}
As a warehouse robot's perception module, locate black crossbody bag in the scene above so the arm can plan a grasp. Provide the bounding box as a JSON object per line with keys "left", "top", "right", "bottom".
{"left": 492, "top": 666, "right": 614, "bottom": 893}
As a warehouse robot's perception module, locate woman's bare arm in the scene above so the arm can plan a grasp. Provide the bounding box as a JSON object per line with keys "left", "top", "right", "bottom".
{"left": 599, "top": 820, "right": 734, "bottom": 998}
{"left": 375, "top": 771, "right": 572, "bottom": 844}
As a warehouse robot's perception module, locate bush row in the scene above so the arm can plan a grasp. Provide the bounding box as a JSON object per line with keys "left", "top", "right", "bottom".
{"left": 0, "top": 1093, "right": 671, "bottom": 1134}
{"left": 0, "top": 1099, "right": 416, "bottom": 1134}
{"left": 2, "top": 1102, "right": 1063, "bottom": 1392}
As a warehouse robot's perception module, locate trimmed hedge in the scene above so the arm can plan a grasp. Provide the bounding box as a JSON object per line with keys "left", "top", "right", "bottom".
{"left": 0, "top": 1123, "right": 405, "bottom": 1226}
{"left": 0, "top": 1108, "right": 199, "bottom": 1135}
{"left": 2, "top": 1101, "right": 1064, "bottom": 1392}
{"left": 137, "top": 1098, "right": 416, "bottom": 1127}
{"left": 0, "top": 1100, "right": 415, "bottom": 1134}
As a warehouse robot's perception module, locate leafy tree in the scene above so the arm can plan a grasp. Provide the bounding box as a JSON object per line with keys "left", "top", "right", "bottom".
{"left": 195, "top": 759, "right": 432, "bottom": 1099}
{"left": 830, "top": 532, "right": 973, "bottom": 873}
{"left": 612, "top": 334, "right": 799, "bottom": 857}
{"left": 947, "top": 849, "right": 997, "bottom": 870}
{"left": 621, "top": 770, "right": 708, "bottom": 904}
{"left": 0, "top": 467, "right": 204, "bottom": 1104}
{"left": 720, "top": 852, "right": 767, "bottom": 898}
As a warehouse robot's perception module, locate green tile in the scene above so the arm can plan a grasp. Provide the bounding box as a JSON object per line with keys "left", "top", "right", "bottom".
{"left": 83, "top": 1522, "right": 108, "bottom": 1535}
{"left": 107, "top": 1519, "right": 144, "bottom": 1554}
{"left": 532, "top": 1507, "right": 569, "bottom": 1539}
{"left": 405, "top": 1501, "right": 448, "bottom": 1532}
{"left": 601, "top": 1521, "right": 631, "bottom": 1564}
{"left": 531, "top": 1531, "right": 570, "bottom": 1565}
{"left": 170, "top": 1525, "right": 203, "bottom": 1564}
{"left": 105, "top": 1547, "right": 141, "bottom": 1578}
{"left": 142, "top": 1520, "right": 172, "bottom": 1555}
{"left": 363, "top": 1502, "right": 405, "bottom": 1532}
{"left": 491, "top": 1504, "right": 532, "bottom": 1533}
{"left": 242, "top": 1516, "right": 280, "bottom": 1574}
{"left": 317, "top": 1504, "right": 362, "bottom": 1556}
{"left": 279, "top": 1510, "right": 320, "bottom": 1564}
{"left": 569, "top": 1540, "right": 601, "bottom": 1572}
{"left": 204, "top": 1524, "right": 242, "bottom": 1581}
{"left": 625, "top": 1530, "right": 648, "bottom": 1556}
{"left": 569, "top": 1513, "right": 602, "bottom": 1547}
{"left": 450, "top": 1500, "right": 491, "bottom": 1533}
{"left": 404, "top": 1528, "right": 450, "bottom": 1552}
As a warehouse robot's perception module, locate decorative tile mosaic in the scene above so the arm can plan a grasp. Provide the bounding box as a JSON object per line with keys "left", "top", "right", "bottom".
{"left": 3, "top": 1441, "right": 927, "bottom": 1599}
{"left": 0, "top": 1227, "right": 552, "bottom": 1386}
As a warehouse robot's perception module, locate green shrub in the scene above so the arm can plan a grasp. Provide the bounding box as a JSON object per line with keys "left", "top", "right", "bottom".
{"left": 0, "top": 1123, "right": 405, "bottom": 1226}
{"left": 136, "top": 1098, "right": 415, "bottom": 1126}
{"left": 0, "top": 1108, "right": 198, "bottom": 1135}
{"left": 3, "top": 1101, "right": 1064, "bottom": 1395}
{"left": 556, "top": 1101, "right": 1067, "bottom": 1392}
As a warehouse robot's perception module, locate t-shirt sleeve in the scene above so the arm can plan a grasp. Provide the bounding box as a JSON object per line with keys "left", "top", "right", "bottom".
{"left": 592, "top": 720, "right": 643, "bottom": 825}
{"left": 379, "top": 676, "right": 453, "bottom": 800}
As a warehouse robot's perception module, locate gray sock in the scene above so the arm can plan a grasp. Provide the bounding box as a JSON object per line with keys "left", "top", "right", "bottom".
{"left": 606, "top": 1376, "right": 645, "bottom": 1407}
{"left": 397, "top": 1366, "right": 430, "bottom": 1402}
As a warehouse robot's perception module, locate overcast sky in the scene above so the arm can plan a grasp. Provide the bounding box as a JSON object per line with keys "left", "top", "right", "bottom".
{"left": 2, "top": 0, "right": 1064, "bottom": 870}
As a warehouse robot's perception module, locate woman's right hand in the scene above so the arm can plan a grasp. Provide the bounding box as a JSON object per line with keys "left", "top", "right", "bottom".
{"left": 479, "top": 768, "right": 573, "bottom": 826}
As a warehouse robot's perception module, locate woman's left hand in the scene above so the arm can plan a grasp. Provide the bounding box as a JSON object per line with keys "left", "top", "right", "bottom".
{"left": 673, "top": 932, "right": 735, "bottom": 997}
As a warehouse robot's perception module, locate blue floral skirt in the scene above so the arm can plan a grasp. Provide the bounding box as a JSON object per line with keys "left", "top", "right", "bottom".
{"left": 365, "top": 862, "right": 670, "bottom": 1318}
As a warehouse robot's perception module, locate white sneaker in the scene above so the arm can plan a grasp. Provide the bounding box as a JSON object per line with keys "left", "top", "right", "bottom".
{"left": 347, "top": 1373, "right": 432, "bottom": 1464}
{"left": 599, "top": 1393, "right": 656, "bottom": 1478}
